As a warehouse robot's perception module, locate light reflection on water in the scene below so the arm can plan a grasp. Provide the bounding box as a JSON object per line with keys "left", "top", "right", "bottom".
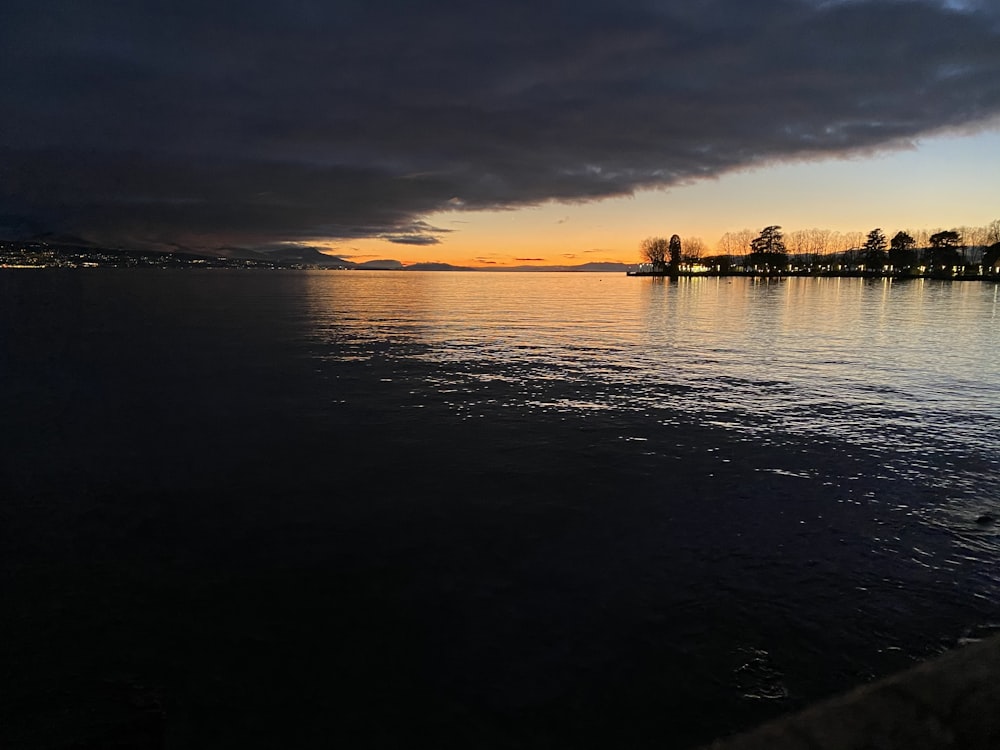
{"left": 304, "top": 272, "right": 1000, "bottom": 463}
{"left": 302, "top": 272, "right": 1000, "bottom": 583}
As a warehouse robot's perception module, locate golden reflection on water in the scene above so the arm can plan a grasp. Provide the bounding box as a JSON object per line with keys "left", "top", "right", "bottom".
{"left": 300, "top": 271, "right": 1000, "bottom": 455}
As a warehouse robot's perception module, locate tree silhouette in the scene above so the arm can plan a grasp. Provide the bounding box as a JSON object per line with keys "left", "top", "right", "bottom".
{"left": 889, "top": 231, "right": 916, "bottom": 269}
{"left": 748, "top": 225, "right": 788, "bottom": 270}
{"left": 682, "top": 236, "right": 706, "bottom": 264}
{"left": 751, "top": 225, "right": 786, "bottom": 254}
{"left": 987, "top": 219, "right": 1000, "bottom": 246}
{"left": 668, "top": 234, "right": 682, "bottom": 270}
{"left": 929, "top": 230, "right": 962, "bottom": 267}
{"left": 984, "top": 242, "right": 1000, "bottom": 269}
{"left": 862, "top": 228, "right": 888, "bottom": 269}
{"left": 640, "top": 236, "right": 669, "bottom": 271}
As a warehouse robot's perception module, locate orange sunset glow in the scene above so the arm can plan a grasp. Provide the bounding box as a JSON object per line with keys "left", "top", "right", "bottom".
{"left": 315, "top": 128, "right": 1000, "bottom": 268}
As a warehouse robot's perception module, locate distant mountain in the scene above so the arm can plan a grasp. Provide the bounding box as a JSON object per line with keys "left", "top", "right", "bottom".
{"left": 404, "top": 262, "right": 476, "bottom": 271}
{"left": 258, "top": 246, "right": 352, "bottom": 267}
{"left": 356, "top": 259, "right": 404, "bottom": 270}
{"left": 27, "top": 231, "right": 101, "bottom": 248}
{"left": 183, "top": 245, "right": 268, "bottom": 261}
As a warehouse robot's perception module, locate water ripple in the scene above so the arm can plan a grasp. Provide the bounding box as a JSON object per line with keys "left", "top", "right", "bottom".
{"left": 303, "top": 272, "right": 1000, "bottom": 564}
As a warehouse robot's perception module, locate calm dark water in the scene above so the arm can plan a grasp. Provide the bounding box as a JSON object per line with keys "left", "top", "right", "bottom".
{"left": 2, "top": 270, "right": 999, "bottom": 749}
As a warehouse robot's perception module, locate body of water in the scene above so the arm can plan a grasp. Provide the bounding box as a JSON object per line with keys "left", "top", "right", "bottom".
{"left": 2, "top": 271, "right": 999, "bottom": 748}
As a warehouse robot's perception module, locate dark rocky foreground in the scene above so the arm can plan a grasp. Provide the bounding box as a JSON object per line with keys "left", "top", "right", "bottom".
{"left": 702, "top": 633, "right": 1000, "bottom": 749}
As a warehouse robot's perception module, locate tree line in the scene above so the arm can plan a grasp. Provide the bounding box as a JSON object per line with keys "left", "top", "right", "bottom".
{"left": 640, "top": 219, "right": 1000, "bottom": 275}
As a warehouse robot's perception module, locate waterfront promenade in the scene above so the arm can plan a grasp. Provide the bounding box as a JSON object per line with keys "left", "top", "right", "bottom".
{"left": 626, "top": 268, "right": 1000, "bottom": 281}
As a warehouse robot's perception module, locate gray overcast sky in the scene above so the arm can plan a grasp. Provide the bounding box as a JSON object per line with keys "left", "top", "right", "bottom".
{"left": 2, "top": 0, "right": 999, "bottom": 251}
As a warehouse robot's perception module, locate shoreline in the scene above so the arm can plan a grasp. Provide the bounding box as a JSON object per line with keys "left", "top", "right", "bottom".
{"left": 626, "top": 269, "right": 1000, "bottom": 281}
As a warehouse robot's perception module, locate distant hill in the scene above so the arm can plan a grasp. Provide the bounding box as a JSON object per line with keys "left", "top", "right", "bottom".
{"left": 257, "top": 246, "right": 352, "bottom": 267}
{"left": 356, "top": 259, "right": 404, "bottom": 270}
{"left": 405, "top": 262, "right": 476, "bottom": 271}
{"left": 27, "top": 231, "right": 100, "bottom": 247}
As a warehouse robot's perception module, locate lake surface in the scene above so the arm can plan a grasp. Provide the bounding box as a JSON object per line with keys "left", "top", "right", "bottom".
{"left": 2, "top": 270, "right": 999, "bottom": 749}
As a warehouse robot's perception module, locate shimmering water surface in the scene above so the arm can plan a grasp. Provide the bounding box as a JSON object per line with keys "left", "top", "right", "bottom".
{"left": 2, "top": 270, "right": 999, "bottom": 749}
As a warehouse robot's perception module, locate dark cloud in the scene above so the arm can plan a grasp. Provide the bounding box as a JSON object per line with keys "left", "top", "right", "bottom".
{"left": 379, "top": 219, "right": 451, "bottom": 245}
{"left": 382, "top": 235, "right": 442, "bottom": 246}
{"left": 2, "top": 0, "right": 998, "bottom": 249}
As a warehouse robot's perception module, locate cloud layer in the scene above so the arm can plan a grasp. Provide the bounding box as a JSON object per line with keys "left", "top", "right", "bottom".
{"left": 2, "top": 0, "right": 999, "bottom": 249}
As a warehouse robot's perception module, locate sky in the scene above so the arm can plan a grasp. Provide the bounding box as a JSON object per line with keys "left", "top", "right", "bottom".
{"left": 2, "top": 0, "right": 999, "bottom": 267}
